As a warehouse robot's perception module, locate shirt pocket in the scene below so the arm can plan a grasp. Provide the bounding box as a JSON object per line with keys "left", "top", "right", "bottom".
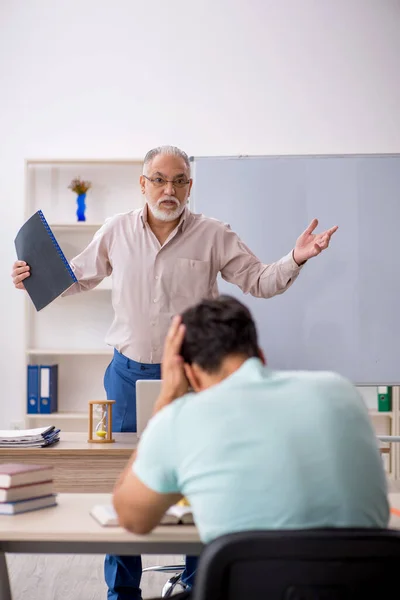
{"left": 171, "top": 258, "right": 211, "bottom": 304}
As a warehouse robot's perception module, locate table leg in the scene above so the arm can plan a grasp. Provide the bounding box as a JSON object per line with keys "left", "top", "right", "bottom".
{"left": 0, "top": 552, "right": 12, "bottom": 600}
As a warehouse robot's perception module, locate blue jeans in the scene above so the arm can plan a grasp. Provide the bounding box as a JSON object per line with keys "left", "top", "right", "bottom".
{"left": 104, "top": 350, "right": 197, "bottom": 600}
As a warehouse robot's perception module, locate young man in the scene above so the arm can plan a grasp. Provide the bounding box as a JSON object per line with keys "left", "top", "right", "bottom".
{"left": 113, "top": 295, "right": 389, "bottom": 598}
{"left": 12, "top": 146, "right": 337, "bottom": 599}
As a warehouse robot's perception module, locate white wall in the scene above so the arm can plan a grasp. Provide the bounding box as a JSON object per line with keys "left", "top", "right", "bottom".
{"left": 1, "top": 0, "right": 400, "bottom": 427}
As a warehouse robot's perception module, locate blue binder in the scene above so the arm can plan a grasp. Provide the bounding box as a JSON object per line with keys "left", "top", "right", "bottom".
{"left": 27, "top": 365, "right": 39, "bottom": 414}
{"left": 39, "top": 365, "right": 58, "bottom": 414}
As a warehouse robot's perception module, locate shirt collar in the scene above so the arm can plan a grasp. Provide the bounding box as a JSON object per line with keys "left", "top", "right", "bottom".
{"left": 140, "top": 203, "right": 149, "bottom": 227}
{"left": 140, "top": 203, "right": 191, "bottom": 232}
{"left": 226, "top": 357, "right": 267, "bottom": 383}
{"left": 179, "top": 205, "right": 191, "bottom": 232}
{"left": 208, "top": 358, "right": 268, "bottom": 393}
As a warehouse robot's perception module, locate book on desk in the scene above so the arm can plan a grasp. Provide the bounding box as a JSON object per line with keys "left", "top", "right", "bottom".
{"left": 0, "top": 463, "right": 57, "bottom": 514}
{"left": 91, "top": 503, "right": 194, "bottom": 527}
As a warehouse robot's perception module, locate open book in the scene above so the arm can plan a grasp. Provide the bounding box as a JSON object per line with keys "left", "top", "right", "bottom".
{"left": 90, "top": 503, "right": 194, "bottom": 527}
{"left": 162, "top": 503, "right": 194, "bottom": 525}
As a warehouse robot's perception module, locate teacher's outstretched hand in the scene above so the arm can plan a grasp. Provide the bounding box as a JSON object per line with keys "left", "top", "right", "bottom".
{"left": 293, "top": 219, "right": 338, "bottom": 265}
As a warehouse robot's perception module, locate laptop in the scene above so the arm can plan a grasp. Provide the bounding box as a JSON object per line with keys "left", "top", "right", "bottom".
{"left": 136, "top": 379, "right": 162, "bottom": 437}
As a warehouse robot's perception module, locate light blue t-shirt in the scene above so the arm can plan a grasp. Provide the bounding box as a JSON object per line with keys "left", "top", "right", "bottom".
{"left": 134, "top": 359, "right": 389, "bottom": 543}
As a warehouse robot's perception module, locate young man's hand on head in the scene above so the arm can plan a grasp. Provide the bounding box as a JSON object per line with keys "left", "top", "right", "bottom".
{"left": 113, "top": 315, "right": 187, "bottom": 533}
{"left": 154, "top": 315, "right": 188, "bottom": 414}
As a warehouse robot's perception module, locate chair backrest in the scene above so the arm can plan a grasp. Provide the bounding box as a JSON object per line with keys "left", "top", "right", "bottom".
{"left": 192, "top": 529, "right": 400, "bottom": 600}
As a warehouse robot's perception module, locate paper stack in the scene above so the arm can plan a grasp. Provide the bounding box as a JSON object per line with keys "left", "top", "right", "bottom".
{"left": 0, "top": 426, "right": 60, "bottom": 448}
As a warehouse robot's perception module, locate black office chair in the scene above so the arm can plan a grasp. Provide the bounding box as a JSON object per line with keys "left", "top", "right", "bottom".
{"left": 192, "top": 528, "right": 400, "bottom": 600}
{"left": 142, "top": 563, "right": 186, "bottom": 597}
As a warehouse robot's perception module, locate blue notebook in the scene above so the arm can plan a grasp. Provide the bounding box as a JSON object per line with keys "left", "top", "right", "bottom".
{"left": 14, "top": 210, "right": 77, "bottom": 311}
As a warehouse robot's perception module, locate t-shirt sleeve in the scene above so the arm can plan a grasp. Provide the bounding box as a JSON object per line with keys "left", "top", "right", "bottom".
{"left": 133, "top": 406, "right": 179, "bottom": 494}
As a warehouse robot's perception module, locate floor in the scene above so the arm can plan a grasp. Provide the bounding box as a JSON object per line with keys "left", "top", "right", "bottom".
{"left": 6, "top": 553, "right": 184, "bottom": 599}
{"left": 6, "top": 479, "right": 400, "bottom": 600}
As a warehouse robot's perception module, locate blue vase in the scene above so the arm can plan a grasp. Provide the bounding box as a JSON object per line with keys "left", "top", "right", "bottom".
{"left": 76, "top": 192, "right": 86, "bottom": 222}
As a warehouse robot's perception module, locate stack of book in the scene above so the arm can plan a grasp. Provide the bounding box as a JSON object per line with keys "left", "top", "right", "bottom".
{"left": 0, "top": 463, "right": 57, "bottom": 515}
{"left": 0, "top": 426, "right": 60, "bottom": 448}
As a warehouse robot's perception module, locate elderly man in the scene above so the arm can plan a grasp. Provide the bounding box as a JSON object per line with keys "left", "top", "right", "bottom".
{"left": 12, "top": 145, "right": 337, "bottom": 600}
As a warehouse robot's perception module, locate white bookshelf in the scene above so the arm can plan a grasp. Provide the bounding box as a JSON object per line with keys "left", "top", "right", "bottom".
{"left": 360, "top": 386, "right": 400, "bottom": 479}
{"left": 24, "top": 158, "right": 144, "bottom": 432}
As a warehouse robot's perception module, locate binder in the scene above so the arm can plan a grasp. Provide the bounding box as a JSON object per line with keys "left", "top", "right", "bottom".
{"left": 39, "top": 365, "right": 58, "bottom": 414}
{"left": 14, "top": 210, "right": 78, "bottom": 311}
{"left": 378, "top": 386, "right": 392, "bottom": 412}
{"left": 27, "top": 365, "right": 39, "bottom": 414}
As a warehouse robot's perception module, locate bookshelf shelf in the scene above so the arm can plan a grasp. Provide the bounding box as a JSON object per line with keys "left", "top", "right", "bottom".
{"left": 26, "top": 412, "right": 87, "bottom": 420}
{"left": 369, "top": 411, "right": 393, "bottom": 418}
{"left": 27, "top": 349, "right": 113, "bottom": 356}
{"left": 50, "top": 223, "right": 103, "bottom": 232}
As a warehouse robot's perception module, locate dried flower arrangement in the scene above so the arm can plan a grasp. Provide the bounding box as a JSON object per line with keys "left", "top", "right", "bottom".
{"left": 68, "top": 177, "right": 92, "bottom": 195}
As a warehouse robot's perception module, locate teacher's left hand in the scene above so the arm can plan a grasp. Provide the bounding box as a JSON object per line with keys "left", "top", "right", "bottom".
{"left": 293, "top": 219, "right": 338, "bottom": 265}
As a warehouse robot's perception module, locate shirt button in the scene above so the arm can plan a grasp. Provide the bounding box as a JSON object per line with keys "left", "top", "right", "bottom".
{"left": 154, "top": 275, "right": 159, "bottom": 280}
{"left": 153, "top": 299, "right": 157, "bottom": 303}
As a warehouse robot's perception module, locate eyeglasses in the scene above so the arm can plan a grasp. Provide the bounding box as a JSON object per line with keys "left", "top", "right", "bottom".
{"left": 143, "top": 175, "right": 190, "bottom": 188}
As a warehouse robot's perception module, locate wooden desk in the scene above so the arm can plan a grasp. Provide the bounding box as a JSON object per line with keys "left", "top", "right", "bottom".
{"left": 1, "top": 493, "right": 400, "bottom": 600}
{"left": 0, "top": 493, "right": 202, "bottom": 600}
{"left": 0, "top": 432, "right": 392, "bottom": 492}
{"left": 0, "top": 433, "right": 136, "bottom": 493}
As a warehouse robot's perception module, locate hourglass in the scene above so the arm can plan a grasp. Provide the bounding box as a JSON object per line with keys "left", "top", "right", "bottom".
{"left": 88, "top": 400, "right": 116, "bottom": 443}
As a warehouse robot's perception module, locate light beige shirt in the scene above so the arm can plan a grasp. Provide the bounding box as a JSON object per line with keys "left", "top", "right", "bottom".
{"left": 66, "top": 205, "right": 303, "bottom": 363}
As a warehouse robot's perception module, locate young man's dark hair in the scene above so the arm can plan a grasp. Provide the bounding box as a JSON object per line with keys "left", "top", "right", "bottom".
{"left": 180, "top": 295, "right": 260, "bottom": 373}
